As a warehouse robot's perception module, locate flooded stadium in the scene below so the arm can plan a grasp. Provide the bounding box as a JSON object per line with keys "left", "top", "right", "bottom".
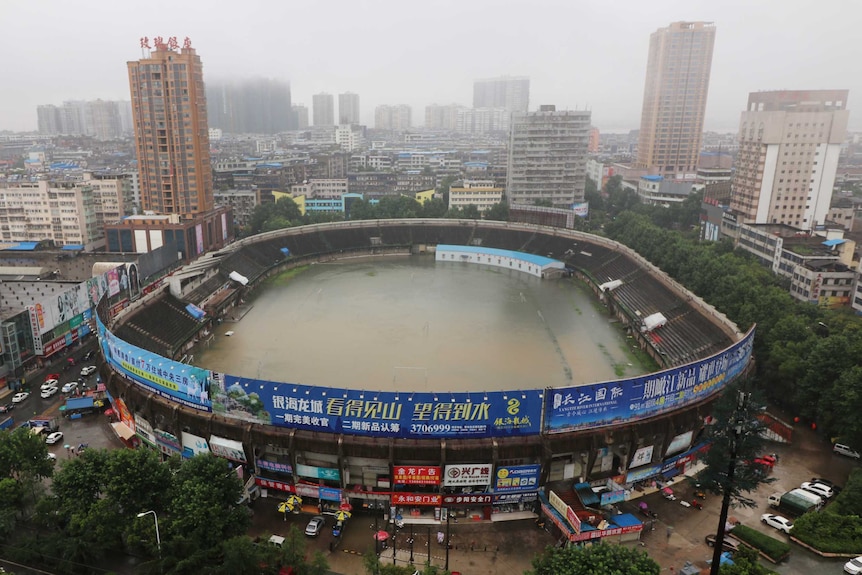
{"left": 194, "top": 255, "right": 650, "bottom": 392}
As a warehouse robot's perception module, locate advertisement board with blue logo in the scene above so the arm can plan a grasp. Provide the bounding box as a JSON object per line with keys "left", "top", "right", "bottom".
{"left": 545, "top": 328, "right": 754, "bottom": 434}
{"left": 494, "top": 464, "right": 540, "bottom": 493}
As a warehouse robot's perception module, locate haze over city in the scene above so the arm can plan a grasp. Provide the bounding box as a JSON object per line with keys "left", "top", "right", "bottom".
{"left": 1, "top": 0, "right": 859, "bottom": 133}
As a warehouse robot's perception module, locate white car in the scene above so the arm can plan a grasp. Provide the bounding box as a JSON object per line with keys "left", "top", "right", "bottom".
{"left": 80, "top": 365, "right": 97, "bottom": 377}
{"left": 41, "top": 378, "right": 59, "bottom": 391}
{"left": 61, "top": 382, "right": 78, "bottom": 394}
{"left": 844, "top": 556, "right": 862, "bottom": 574}
{"left": 761, "top": 513, "right": 793, "bottom": 534}
{"left": 11, "top": 392, "right": 29, "bottom": 404}
{"left": 801, "top": 481, "right": 834, "bottom": 499}
{"left": 40, "top": 386, "right": 58, "bottom": 399}
{"left": 45, "top": 431, "right": 63, "bottom": 445}
{"left": 46, "top": 452, "right": 57, "bottom": 462}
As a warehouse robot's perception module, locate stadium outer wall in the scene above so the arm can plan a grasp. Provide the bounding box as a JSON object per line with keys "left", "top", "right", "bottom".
{"left": 99, "top": 219, "right": 751, "bottom": 521}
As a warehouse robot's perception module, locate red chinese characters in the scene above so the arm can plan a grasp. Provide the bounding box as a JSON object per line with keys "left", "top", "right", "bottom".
{"left": 393, "top": 465, "right": 442, "bottom": 485}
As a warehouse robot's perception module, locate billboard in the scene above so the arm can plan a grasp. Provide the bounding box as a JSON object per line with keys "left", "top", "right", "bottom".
{"left": 394, "top": 466, "right": 442, "bottom": 486}
{"left": 97, "top": 314, "right": 213, "bottom": 412}
{"left": 443, "top": 464, "right": 492, "bottom": 487}
{"left": 214, "top": 374, "right": 542, "bottom": 440}
{"left": 629, "top": 445, "right": 654, "bottom": 469}
{"left": 545, "top": 328, "right": 755, "bottom": 434}
{"left": 493, "top": 464, "right": 540, "bottom": 493}
{"left": 665, "top": 430, "right": 694, "bottom": 457}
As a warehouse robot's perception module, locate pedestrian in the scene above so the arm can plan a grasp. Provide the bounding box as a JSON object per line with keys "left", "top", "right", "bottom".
{"left": 666, "top": 526, "right": 673, "bottom": 541}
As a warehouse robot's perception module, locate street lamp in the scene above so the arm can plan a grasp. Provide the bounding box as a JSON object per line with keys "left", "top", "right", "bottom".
{"left": 137, "top": 510, "right": 161, "bottom": 557}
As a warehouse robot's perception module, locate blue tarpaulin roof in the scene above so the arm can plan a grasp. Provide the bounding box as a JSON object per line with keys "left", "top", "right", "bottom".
{"left": 4, "top": 242, "right": 39, "bottom": 251}
{"left": 65, "top": 397, "right": 95, "bottom": 410}
{"left": 185, "top": 303, "right": 206, "bottom": 320}
{"left": 823, "top": 239, "right": 846, "bottom": 247}
{"left": 61, "top": 244, "right": 85, "bottom": 251}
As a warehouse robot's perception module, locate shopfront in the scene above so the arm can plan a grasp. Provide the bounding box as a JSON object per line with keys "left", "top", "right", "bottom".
{"left": 491, "top": 464, "right": 540, "bottom": 520}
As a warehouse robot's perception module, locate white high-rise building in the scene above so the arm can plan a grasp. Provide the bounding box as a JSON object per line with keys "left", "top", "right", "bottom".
{"left": 374, "top": 105, "right": 412, "bottom": 131}
{"left": 507, "top": 105, "right": 590, "bottom": 208}
{"left": 473, "top": 76, "right": 530, "bottom": 113}
{"left": 313, "top": 93, "right": 335, "bottom": 126}
{"left": 729, "top": 90, "right": 849, "bottom": 231}
{"left": 338, "top": 92, "right": 360, "bottom": 125}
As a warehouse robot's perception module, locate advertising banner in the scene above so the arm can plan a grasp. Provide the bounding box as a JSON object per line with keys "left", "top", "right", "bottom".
{"left": 209, "top": 435, "right": 247, "bottom": 462}
{"left": 545, "top": 328, "right": 755, "bottom": 433}
{"left": 391, "top": 493, "right": 442, "bottom": 507}
{"left": 107, "top": 268, "right": 120, "bottom": 296}
{"left": 134, "top": 414, "right": 156, "bottom": 447}
{"left": 196, "top": 224, "right": 204, "bottom": 255}
{"left": 393, "top": 466, "right": 441, "bottom": 486}
{"left": 296, "top": 463, "right": 340, "bottom": 481}
{"left": 257, "top": 459, "right": 293, "bottom": 475}
{"left": 494, "top": 464, "right": 540, "bottom": 493}
{"left": 154, "top": 428, "right": 182, "bottom": 456}
{"left": 665, "top": 430, "right": 694, "bottom": 457}
{"left": 295, "top": 483, "right": 319, "bottom": 498}
{"left": 256, "top": 477, "right": 294, "bottom": 493}
{"left": 549, "top": 491, "right": 580, "bottom": 533}
{"left": 493, "top": 492, "right": 538, "bottom": 504}
{"left": 216, "top": 374, "right": 542, "bottom": 439}
{"left": 442, "top": 494, "right": 492, "bottom": 506}
{"left": 97, "top": 315, "right": 213, "bottom": 412}
{"left": 319, "top": 487, "right": 342, "bottom": 502}
{"left": 443, "top": 464, "right": 492, "bottom": 487}
{"left": 629, "top": 445, "right": 654, "bottom": 469}
{"left": 28, "top": 305, "right": 43, "bottom": 355}
{"left": 569, "top": 523, "right": 642, "bottom": 543}
{"left": 572, "top": 202, "right": 590, "bottom": 217}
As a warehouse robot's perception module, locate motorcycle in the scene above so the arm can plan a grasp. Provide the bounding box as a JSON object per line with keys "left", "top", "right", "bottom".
{"left": 690, "top": 499, "right": 703, "bottom": 510}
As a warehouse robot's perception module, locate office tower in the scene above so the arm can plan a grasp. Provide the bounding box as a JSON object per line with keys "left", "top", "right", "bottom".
{"left": 729, "top": 90, "right": 849, "bottom": 231}
{"left": 473, "top": 76, "right": 530, "bottom": 113}
{"left": 374, "top": 105, "right": 412, "bottom": 131}
{"left": 425, "top": 103, "right": 464, "bottom": 131}
{"left": 37, "top": 105, "right": 61, "bottom": 134}
{"left": 206, "top": 78, "right": 293, "bottom": 134}
{"left": 292, "top": 104, "right": 309, "bottom": 130}
{"left": 127, "top": 38, "right": 213, "bottom": 216}
{"left": 636, "top": 22, "right": 716, "bottom": 178}
{"left": 338, "top": 92, "right": 360, "bottom": 124}
{"left": 507, "top": 105, "right": 590, "bottom": 208}
{"left": 313, "top": 93, "right": 335, "bottom": 126}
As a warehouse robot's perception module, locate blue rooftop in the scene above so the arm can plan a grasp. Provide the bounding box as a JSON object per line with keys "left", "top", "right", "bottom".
{"left": 61, "top": 244, "right": 84, "bottom": 251}
{"left": 822, "top": 239, "right": 846, "bottom": 247}
{"left": 65, "top": 397, "right": 95, "bottom": 410}
{"left": 4, "top": 242, "right": 38, "bottom": 251}
{"left": 642, "top": 175, "right": 664, "bottom": 182}
{"left": 438, "top": 244, "right": 562, "bottom": 267}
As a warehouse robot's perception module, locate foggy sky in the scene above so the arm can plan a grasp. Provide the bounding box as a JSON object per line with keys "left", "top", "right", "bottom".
{"left": 2, "top": 0, "right": 859, "bottom": 133}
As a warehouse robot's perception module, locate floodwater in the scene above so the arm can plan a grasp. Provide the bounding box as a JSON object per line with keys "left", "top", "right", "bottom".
{"left": 194, "top": 255, "right": 649, "bottom": 392}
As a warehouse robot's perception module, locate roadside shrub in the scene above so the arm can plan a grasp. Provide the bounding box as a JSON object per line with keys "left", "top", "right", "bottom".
{"left": 791, "top": 511, "right": 862, "bottom": 554}
{"left": 730, "top": 525, "right": 791, "bottom": 562}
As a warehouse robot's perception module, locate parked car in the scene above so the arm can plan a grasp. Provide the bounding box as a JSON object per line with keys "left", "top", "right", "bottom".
{"left": 705, "top": 534, "right": 741, "bottom": 553}
{"left": 61, "top": 382, "right": 78, "bottom": 394}
{"left": 834, "top": 443, "right": 861, "bottom": 460}
{"left": 80, "top": 365, "right": 97, "bottom": 377}
{"left": 810, "top": 477, "right": 841, "bottom": 492}
{"left": 40, "top": 386, "right": 59, "bottom": 399}
{"left": 41, "top": 379, "right": 59, "bottom": 390}
{"left": 844, "top": 556, "right": 862, "bottom": 574}
{"left": 45, "top": 431, "right": 63, "bottom": 445}
{"left": 11, "top": 392, "right": 29, "bottom": 404}
{"left": 305, "top": 516, "right": 325, "bottom": 537}
{"left": 82, "top": 351, "right": 95, "bottom": 361}
{"left": 0, "top": 403, "right": 13, "bottom": 414}
{"left": 800, "top": 481, "right": 834, "bottom": 499}
{"left": 761, "top": 513, "right": 793, "bottom": 534}
{"left": 46, "top": 452, "right": 57, "bottom": 462}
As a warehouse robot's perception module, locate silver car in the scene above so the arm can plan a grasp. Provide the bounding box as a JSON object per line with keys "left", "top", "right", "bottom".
{"left": 305, "top": 515, "right": 325, "bottom": 537}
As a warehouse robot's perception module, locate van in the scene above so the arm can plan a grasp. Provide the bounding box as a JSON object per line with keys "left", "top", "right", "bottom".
{"left": 833, "top": 443, "right": 861, "bottom": 459}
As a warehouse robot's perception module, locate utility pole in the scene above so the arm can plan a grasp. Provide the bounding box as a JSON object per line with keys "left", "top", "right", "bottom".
{"left": 445, "top": 508, "right": 451, "bottom": 570}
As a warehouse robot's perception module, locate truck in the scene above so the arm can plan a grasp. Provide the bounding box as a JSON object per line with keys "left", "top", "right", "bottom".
{"left": 768, "top": 489, "right": 823, "bottom": 516}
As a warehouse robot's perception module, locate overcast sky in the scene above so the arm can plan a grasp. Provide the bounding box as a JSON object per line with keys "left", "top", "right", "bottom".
{"left": 1, "top": 0, "right": 859, "bottom": 133}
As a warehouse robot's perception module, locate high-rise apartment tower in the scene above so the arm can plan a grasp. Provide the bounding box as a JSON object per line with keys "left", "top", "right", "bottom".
{"left": 127, "top": 39, "right": 213, "bottom": 216}
{"left": 729, "top": 90, "right": 849, "bottom": 231}
{"left": 338, "top": 92, "right": 360, "bottom": 124}
{"left": 507, "top": 105, "right": 590, "bottom": 208}
{"left": 313, "top": 93, "right": 335, "bottom": 126}
{"left": 473, "top": 76, "right": 530, "bottom": 113}
{"left": 636, "top": 22, "right": 716, "bottom": 178}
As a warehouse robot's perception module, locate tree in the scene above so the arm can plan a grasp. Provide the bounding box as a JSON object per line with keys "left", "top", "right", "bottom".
{"left": 527, "top": 542, "right": 659, "bottom": 575}
{"left": 484, "top": 196, "right": 509, "bottom": 222}
{"left": 717, "top": 545, "right": 774, "bottom": 575}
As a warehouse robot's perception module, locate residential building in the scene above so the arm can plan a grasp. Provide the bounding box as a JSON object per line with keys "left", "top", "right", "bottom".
{"left": 338, "top": 92, "right": 360, "bottom": 125}
{"left": 37, "top": 100, "right": 130, "bottom": 140}
{"left": 425, "top": 104, "right": 464, "bottom": 131}
{"left": 448, "top": 179, "right": 503, "bottom": 212}
{"left": 289, "top": 179, "right": 349, "bottom": 199}
{"left": 104, "top": 210, "right": 231, "bottom": 260}
{"left": 206, "top": 78, "right": 293, "bottom": 134}
{"left": 395, "top": 172, "right": 435, "bottom": 194}
{"left": 127, "top": 40, "right": 214, "bottom": 217}
{"left": 473, "top": 76, "right": 530, "bottom": 113}
{"left": 588, "top": 127, "right": 600, "bottom": 153}
{"left": 637, "top": 175, "right": 695, "bottom": 206}
{"left": 636, "top": 22, "right": 716, "bottom": 178}
{"left": 214, "top": 188, "right": 259, "bottom": 231}
{"left": 313, "top": 93, "right": 335, "bottom": 127}
{"left": 586, "top": 159, "right": 616, "bottom": 190}
{"left": 335, "top": 124, "right": 366, "bottom": 152}
{"left": 292, "top": 104, "right": 309, "bottom": 130}
{"left": 374, "top": 105, "right": 412, "bottom": 131}
{"left": 729, "top": 90, "right": 849, "bottom": 231}
{"left": 507, "top": 105, "right": 591, "bottom": 208}
{"left": 456, "top": 108, "right": 510, "bottom": 134}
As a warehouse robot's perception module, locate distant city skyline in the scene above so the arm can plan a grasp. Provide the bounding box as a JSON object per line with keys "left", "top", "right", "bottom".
{"left": 1, "top": 0, "right": 859, "bottom": 133}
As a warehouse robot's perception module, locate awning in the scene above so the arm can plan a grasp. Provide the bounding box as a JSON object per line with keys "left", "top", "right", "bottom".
{"left": 209, "top": 434, "right": 247, "bottom": 462}
{"left": 111, "top": 422, "right": 136, "bottom": 440}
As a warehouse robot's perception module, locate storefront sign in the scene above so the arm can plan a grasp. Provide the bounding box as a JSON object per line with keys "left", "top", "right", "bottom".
{"left": 296, "top": 463, "right": 340, "bottom": 481}
{"left": 319, "top": 487, "right": 342, "bottom": 502}
{"left": 566, "top": 506, "right": 582, "bottom": 534}
{"left": 493, "top": 464, "right": 540, "bottom": 492}
{"left": 441, "top": 494, "right": 492, "bottom": 506}
{"left": 134, "top": 414, "right": 156, "bottom": 447}
{"left": 154, "top": 428, "right": 181, "bottom": 456}
{"left": 257, "top": 459, "right": 293, "bottom": 475}
{"left": 550, "top": 490, "right": 580, "bottom": 534}
{"left": 625, "top": 463, "right": 662, "bottom": 484}
{"left": 493, "top": 492, "right": 538, "bottom": 504}
{"left": 546, "top": 328, "right": 754, "bottom": 433}
{"left": 209, "top": 435, "right": 247, "bottom": 462}
{"left": 391, "top": 493, "right": 442, "bottom": 506}
{"left": 569, "top": 523, "right": 642, "bottom": 543}
{"left": 256, "top": 477, "right": 294, "bottom": 493}
{"left": 443, "top": 464, "right": 492, "bottom": 487}
{"left": 599, "top": 490, "right": 627, "bottom": 506}
{"left": 541, "top": 502, "right": 573, "bottom": 537}
{"left": 393, "top": 466, "right": 441, "bottom": 485}
{"left": 28, "top": 305, "right": 43, "bottom": 355}
{"left": 181, "top": 431, "right": 210, "bottom": 459}
{"left": 630, "top": 445, "right": 654, "bottom": 469}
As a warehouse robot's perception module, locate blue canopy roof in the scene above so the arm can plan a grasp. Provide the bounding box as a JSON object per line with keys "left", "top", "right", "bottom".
{"left": 822, "top": 239, "right": 846, "bottom": 247}
{"left": 65, "top": 397, "right": 95, "bottom": 410}
{"left": 4, "top": 242, "right": 39, "bottom": 251}
{"left": 61, "top": 244, "right": 85, "bottom": 251}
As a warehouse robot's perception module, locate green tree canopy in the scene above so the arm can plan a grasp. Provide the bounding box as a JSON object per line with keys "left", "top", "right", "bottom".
{"left": 527, "top": 542, "right": 660, "bottom": 575}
